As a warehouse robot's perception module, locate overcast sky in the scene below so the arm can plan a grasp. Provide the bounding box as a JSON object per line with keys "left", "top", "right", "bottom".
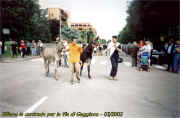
{"left": 39, "top": 0, "right": 130, "bottom": 40}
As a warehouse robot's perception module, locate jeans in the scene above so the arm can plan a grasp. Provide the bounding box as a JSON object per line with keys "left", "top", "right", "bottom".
{"left": 37, "top": 47, "right": 40, "bottom": 56}
{"left": 31, "top": 48, "right": 36, "bottom": 56}
{"left": 21, "top": 48, "right": 25, "bottom": 58}
{"left": 64, "top": 54, "right": 68, "bottom": 67}
{"left": 110, "top": 55, "right": 119, "bottom": 77}
{"left": 173, "top": 53, "right": 180, "bottom": 72}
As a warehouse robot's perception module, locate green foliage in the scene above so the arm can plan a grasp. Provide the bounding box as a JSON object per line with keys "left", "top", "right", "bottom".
{"left": 61, "top": 26, "right": 80, "bottom": 41}
{"left": 79, "top": 31, "right": 87, "bottom": 43}
{"left": 2, "top": 0, "right": 52, "bottom": 43}
{"left": 87, "top": 31, "right": 95, "bottom": 43}
{"left": 118, "top": 0, "right": 179, "bottom": 44}
{"left": 49, "top": 19, "right": 59, "bottom": 41}
{"left": 98, "top": 38, "right": 107, "bottom": 45}
{"left": 118, "top": 25, "right": 133, "bottom": 44}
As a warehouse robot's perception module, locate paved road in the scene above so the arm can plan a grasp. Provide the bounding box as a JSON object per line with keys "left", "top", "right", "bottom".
{"left": 0, "top": 56, "right": 179, "bottom": 118}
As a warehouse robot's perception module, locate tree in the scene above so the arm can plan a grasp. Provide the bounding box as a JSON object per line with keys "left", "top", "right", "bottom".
{"left": 118, "top": 0, "right": 179, "bottom": 47}
{"left": 87, "top": 30, "right": 95, "bottom": 43}
{"left": 79, "top": 31, "right": 87, "bottom": 43}
{"left": 2, "top": 0, "right": 52, "bottom": 43}
{"left": 118, "top": 24, "right": 133, "bottom": 44}
{"left": 49, "top": 19, "right": 59, "bottom": 41}
{"left": 99, "top": 38, "right": 107, "bottom": 45}
{"left": 61, "top": 26, "right": 80, "bottom": 41}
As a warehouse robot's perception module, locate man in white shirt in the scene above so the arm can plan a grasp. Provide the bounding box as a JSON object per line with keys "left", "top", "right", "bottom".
{"left": 107, "top": 36, "right": 121, "bottom": 80}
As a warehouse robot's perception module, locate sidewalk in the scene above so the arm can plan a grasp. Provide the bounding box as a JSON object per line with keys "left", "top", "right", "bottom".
{"left": 0, "top": 56, "right": 41, "bottom": 63}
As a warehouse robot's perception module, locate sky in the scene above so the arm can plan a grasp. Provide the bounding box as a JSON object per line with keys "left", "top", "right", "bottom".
{"left": 39, "top": 0, "right": 130, "bottom": 40}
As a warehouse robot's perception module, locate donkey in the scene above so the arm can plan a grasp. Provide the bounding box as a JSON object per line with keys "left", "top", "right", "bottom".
{"left": 80, "top": 40, "right": 97, "bottom": 79}
{"left": 42, "top": 41, "right": 64, "bottom": 80}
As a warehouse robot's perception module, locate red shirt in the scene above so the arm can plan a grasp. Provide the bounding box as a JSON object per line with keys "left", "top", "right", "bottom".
{"left": 21, "top": 43, "right": 26, "bottom": 49}
{"left": 138, "top": 43, "right": 144, "bottom": 48}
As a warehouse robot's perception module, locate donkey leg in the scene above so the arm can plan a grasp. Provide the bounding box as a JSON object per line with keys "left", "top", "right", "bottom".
{"left": 44, "top": 59, "right": 49, "bottom": 76}
{"left": 47, "top": 62, "right": 49, "bottom": 76}
{"left": 87, "top": 65, "right": 91, "bottom": 79}
{"left": 54, "top": 61, "right": 58, "bottom": 80}
{"left": 80, "top": 63, "right": 84, "bottom": 76}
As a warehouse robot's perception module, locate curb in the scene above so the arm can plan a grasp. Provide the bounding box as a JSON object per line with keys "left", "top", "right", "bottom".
{"left": 0, "top": 56, "right": 41, "bottom": 63}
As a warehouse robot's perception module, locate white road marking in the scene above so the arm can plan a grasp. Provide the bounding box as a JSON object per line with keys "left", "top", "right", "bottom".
{"left": 17, "top": 96, "right": 48, "bottom": 118}
{"left": 123, "top": 62, "right": 131, "bottom": 67}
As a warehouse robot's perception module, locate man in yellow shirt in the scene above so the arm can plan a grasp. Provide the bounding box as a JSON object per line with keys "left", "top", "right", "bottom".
{"left": 64, "top": 38, "right": 83, "bottom": 84}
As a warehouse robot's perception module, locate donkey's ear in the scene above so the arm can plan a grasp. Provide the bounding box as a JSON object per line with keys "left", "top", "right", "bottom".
{"left": 95, "top": 36, "right": 99, "bottom": 41}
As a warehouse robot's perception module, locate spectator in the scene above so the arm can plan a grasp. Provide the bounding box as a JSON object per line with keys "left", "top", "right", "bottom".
{"left": 39, "top": 40, "right": 44, "bottom": 54}
{"left": 11, "top": 41, "right": 17, "bottom": 57}
{"left": 173, "top": 40, "right": 180, "bottom": 73}
{"left": 37, "top": 40, "right": 41, "bottom": 56}
{"left": 0, "top": 40, "right": 2, "bottom": 58}
{"left": 140, "top": 41, "right": 152, "bottom": 55}
{"left": 166, "top": 39, "right": 175, "bottom": 72}
{"left": 148, "top": 40, "right": 153, "bottom": 66}
{"left": 130, "top": 41, "right": 139, "bottom": 67}
{"left": 20, "top": 40, "right": 26, "bottom": 58}
{"left": 31, "top": 40, "right": 36, "bottom": 56}
{"left": 138, "top": 40, "right": 145, "bottom": 48}
{"left": 127, "top": 41, "right": 133, "bottom": 55}
{"left": 26, "top": 41, "right": 31, "bottom": 56}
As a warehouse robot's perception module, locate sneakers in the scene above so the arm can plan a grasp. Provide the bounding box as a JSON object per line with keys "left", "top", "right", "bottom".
{"left": 77, "top": 79, "right": 80, "bottom": 83}
{"left": 70, "top": 78, "right": 80, "bottom": 85}
{"left": 113, "top": 78, "right": 118, "bottom": 81}
{"left": 109, "top": 76, "right": 117, "bottom": 81}
{"left": 109, "top": 76, "right": 114, "bottom": 80}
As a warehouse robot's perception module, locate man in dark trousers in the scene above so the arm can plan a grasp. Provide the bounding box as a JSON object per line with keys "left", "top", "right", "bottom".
{"left": 11, "top": 41, "right": 17, "bottom": 57}
{"left": 107, "top": 36, "right": 121, "bottom": 80}
{"left": 130, "top": 41, "right": 139, "bottom": 67}
{"left": 166, "top": 39, "right": 175, "bottom": 72}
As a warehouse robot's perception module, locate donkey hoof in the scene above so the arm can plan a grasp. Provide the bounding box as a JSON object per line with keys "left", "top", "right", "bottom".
{"left": 88, "top": 75, "right": 91, "bottom": 79}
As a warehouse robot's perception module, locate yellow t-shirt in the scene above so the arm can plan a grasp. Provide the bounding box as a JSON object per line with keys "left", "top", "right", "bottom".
{"left": 69, "top": 43, "right": 83, "bottom": 63}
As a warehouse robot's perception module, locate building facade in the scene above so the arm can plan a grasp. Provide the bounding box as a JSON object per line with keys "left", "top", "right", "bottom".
{"left": 71, "top": 23, "right": 97, "bottom": 36}
{"left": 48, "top": 8, "right": 71, "bottom": 27}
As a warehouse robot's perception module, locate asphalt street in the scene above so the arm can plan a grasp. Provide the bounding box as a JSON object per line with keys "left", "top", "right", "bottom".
{"left": 0, "top": 55, "right": 179, "bottom": 118}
